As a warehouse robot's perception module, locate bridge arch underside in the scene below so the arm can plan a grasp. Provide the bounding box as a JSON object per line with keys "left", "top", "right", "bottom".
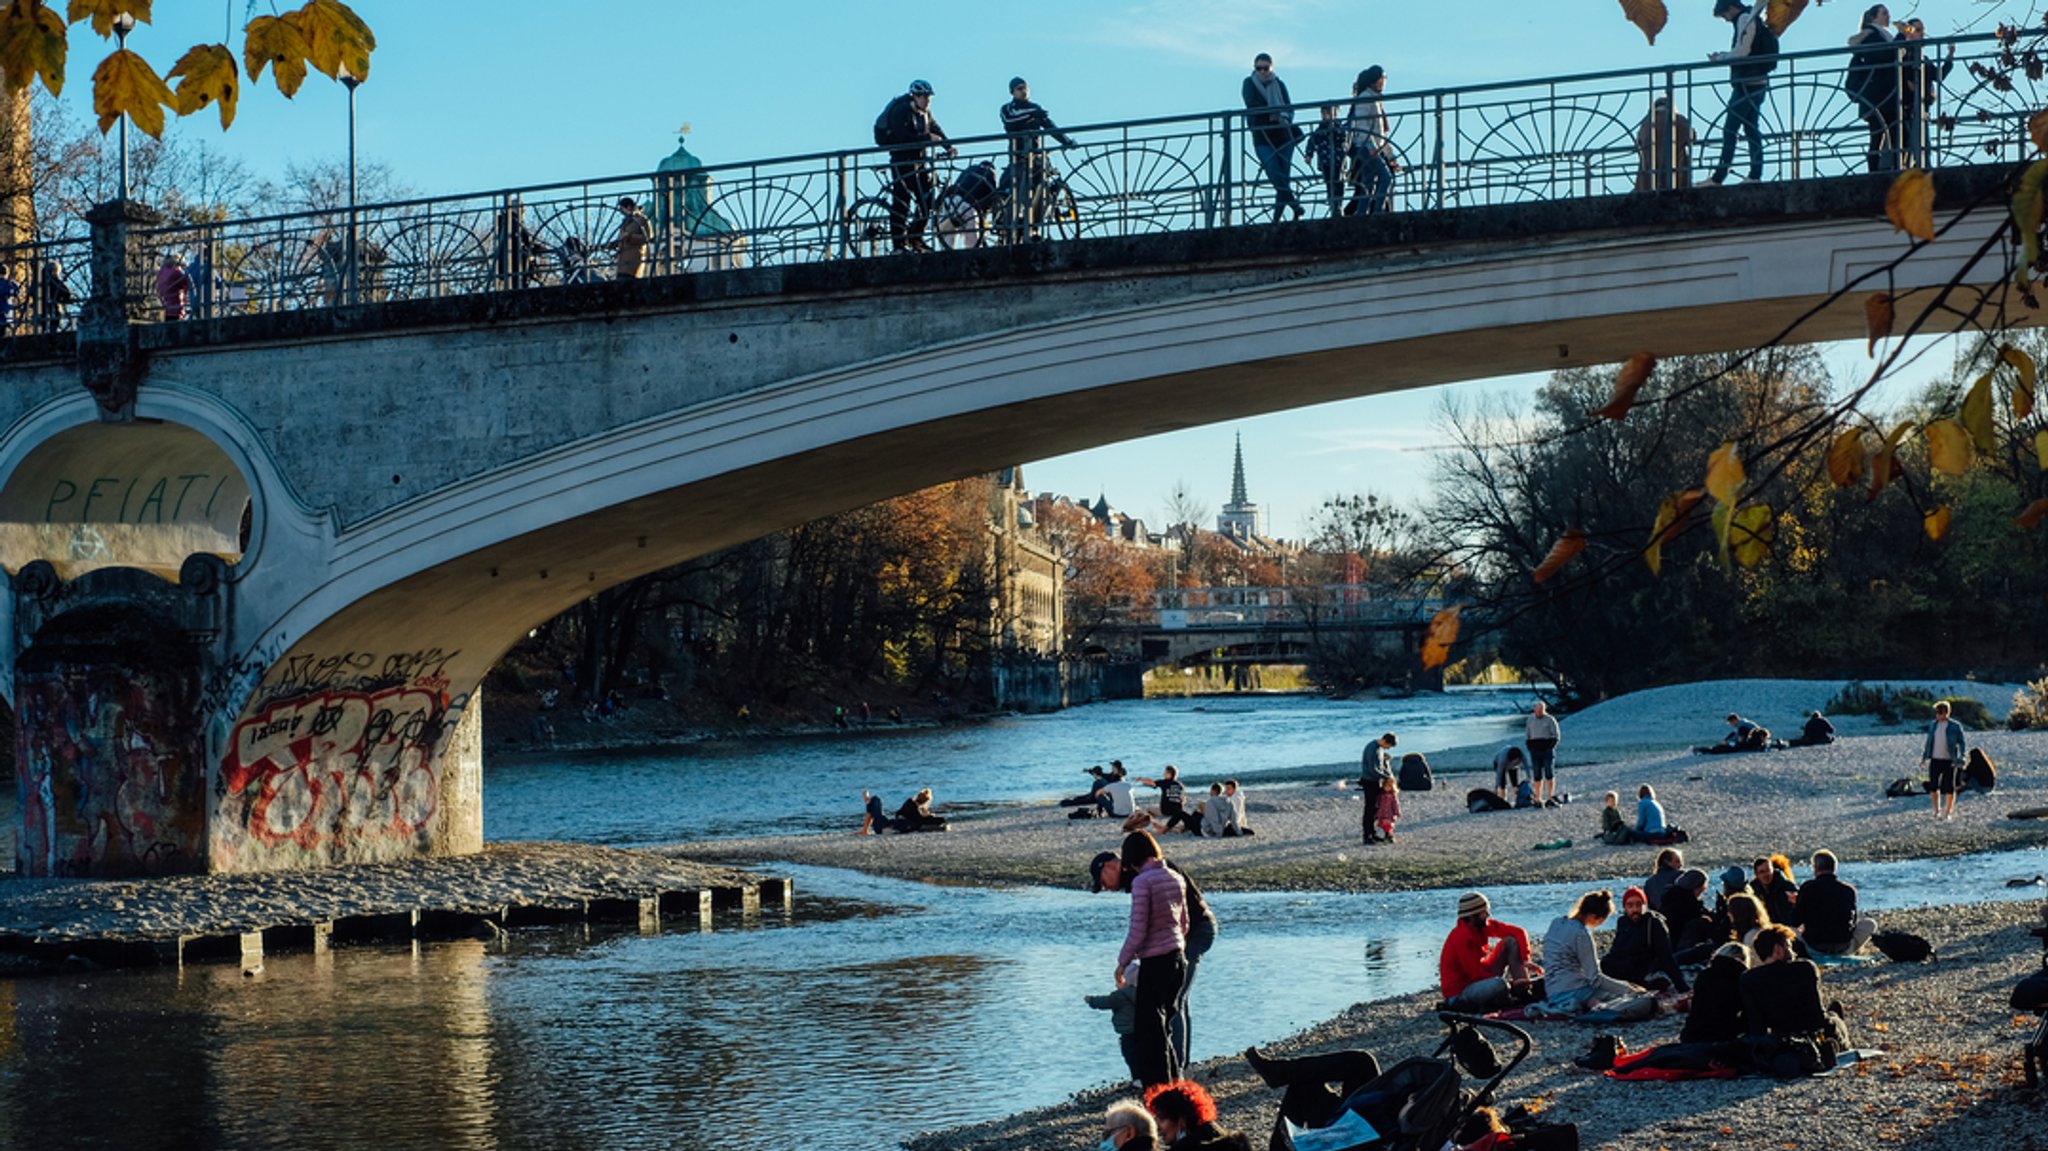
{"left": 69, "top": 171, "right": 2027, "bottom": 874}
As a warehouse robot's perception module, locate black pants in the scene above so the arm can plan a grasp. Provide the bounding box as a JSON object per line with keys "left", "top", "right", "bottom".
{"left": 888, "top": 154, "right": 936, "bottom": 248}
{"left": 1159, "top": 801, "right": 1199, "bottom": 834}
{"left": 1712, "top": 83, "right": 1766, "bottom": 181}
{"left": 1264, "top": 1049, "right": 1383, "bottom": 1135}
{"left": 1135, "top": 950, "right": 1188, "bottom": 1086}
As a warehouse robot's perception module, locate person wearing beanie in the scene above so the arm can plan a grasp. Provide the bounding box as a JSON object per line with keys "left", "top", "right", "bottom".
{"left": 1603, "top": 885, "right": 1688, "bottom": 991}
{"left": 1660, "top": 868, "right": 1715, "bottom": 954}
{"left": 1679, "top": 940, "right": 1753, "bottom": 1043}
{"left": 1439, "top": 891, "right": 1540, "bottom": 1011}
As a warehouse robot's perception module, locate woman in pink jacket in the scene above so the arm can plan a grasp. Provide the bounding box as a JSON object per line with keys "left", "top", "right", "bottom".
{"left": 1115, "top": 830, "right": 1189, "bottom": 1086}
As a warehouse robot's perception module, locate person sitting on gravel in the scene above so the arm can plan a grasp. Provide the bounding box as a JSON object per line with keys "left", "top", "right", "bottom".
{"left": 1101, "top": 1099, "right": 1160, "bottom": 1150}
{"left": 1060, "top": 764, "right": 1116, "bottom": 807}
{"left": 1786, "top": 709, "right": 1836, "bottom": 747}
{"left": 860, "top": 789, "right": 896, "bottom": 834}
{"left": 1136, "top": 765, "right": 1200, "bottom": 835}
{"left": 1749, "top": 855, "right": 1800, "bottom": 926}
{"left": 1097, "top": 765, "right": 1138, "bottom": 821}
{"left": 1742, "top": 924, "right": 1852, "bottom": 1057}
{"left": 1795, "top": 849, "right": 1877, "bottom": 955}
{"left": 1087, "top": 959, "right": 1146, "bottom": 1084}
{"left": 1199, "top": 782, "right": 1232, "bottom": 837}
{"left": 1241, "top": 1044, "right": 1386, "bottom": 1137}
{"left": 1697, "top": 713, "right": 1772, "bottom": 754}
{"left": 1543, "top": 889, "right": 1655, "bottom": 1017}
{"left": 894, "top": 788, "right": 949, "bottom": 832}
{"left": 1659, "top": 868, "right": 1716, "bottom": 954}
{"left": 1440, "top": 891, "right": 1542, "bottom": 1012}
{"left": 1679, "top": 940, "right": 1753, "bottom": 1044}
{"left": 1600, "top": 791, "right": 1632, "bottom": 845}
{"left": 1143, "top": 1079, "right": 1252, "bottom": 1151}
{"left": 1643, "top": 847, "right": 1687, "bottom": 913}
{"left": 1604, "top": 885, "right": 1688, "bottom": 991}
{"left": 1493, "top": 745, "right": 1526, "bottom": 802}
{"left": 1223, "top": 780, "right": 1255, "bottom": 837}
{"left": 1633, "top": 784, "right": 1669, "bottom": 843}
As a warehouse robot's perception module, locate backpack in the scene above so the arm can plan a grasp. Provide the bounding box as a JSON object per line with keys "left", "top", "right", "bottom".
{"left": 1467, "top": 788, "right": 1512, "bottom": 814}
{"left": 1399, "top": 752, "right": 1434, "bottom": 792}
{"left": 873, "top": 95, "right": 913, "bottom": 147}
{"left": 1885, "top": 778, "right": 1920, "bottom": 799}
{"left": 1515, "top": 779, "right": 1536, "bottom": 808}
{"left": 1747, "top": 14, "right": 1781, "bottom": 74}
{"left": 1871, "top": 930, "right": 1934, "bottom": 963}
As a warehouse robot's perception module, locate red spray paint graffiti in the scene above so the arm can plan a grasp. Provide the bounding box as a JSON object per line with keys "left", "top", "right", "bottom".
{"left": 217, "top": 686, "right": 455, "bottom": 863}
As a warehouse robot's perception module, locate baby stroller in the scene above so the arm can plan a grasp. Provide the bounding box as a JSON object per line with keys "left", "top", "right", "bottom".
{"left": 1262, "top": 1013, "right": 1534, "bottom": 1151}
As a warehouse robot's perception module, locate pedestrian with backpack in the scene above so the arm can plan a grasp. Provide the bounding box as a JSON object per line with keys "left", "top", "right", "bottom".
{"left": 873, "top": 79, "right": 957, "bottom": 253}
{"left": 1704, "top": 0, "right": 1779, "bottom": 186}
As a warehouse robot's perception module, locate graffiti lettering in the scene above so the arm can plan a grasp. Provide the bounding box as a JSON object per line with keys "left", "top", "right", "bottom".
{"left": 253, "top": 647, "right": 461, "bottom": 708}
{"left": 43, "top": 472, "right": 220, "bottom": 525}
{"left": 218, "top": 685, "right": 459, "bottom": 859}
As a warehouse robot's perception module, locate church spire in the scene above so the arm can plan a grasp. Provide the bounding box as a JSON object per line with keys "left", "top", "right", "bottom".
{"left": 1230, "top": 433, "right": 1249, "bottom": 506}
{"left": 1217, "top": 431, "right": 1264, "bottom": 539}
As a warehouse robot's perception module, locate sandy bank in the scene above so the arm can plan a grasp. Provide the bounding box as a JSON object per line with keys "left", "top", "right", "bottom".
{"left": 905, "top": 900, "right": 2048, "bottom": 1151}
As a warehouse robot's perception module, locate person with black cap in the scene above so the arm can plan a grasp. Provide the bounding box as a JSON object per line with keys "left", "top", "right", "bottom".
{"left": 999, "top": 76, "right": 1076, "bottom": 240}
{"left": 1091, "top": 843, "right": 1219, "bottom": 1072}
{"left": 1703, "top": 0, "right": 1775, "bottom": 186}
{"left": 874, "top": 79, "right": 957, "bottom": 252}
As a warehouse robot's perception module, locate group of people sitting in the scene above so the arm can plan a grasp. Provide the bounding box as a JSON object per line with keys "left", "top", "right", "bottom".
{"left": 1437, "top": 847, "right": 1873, "bottom": 1068}
{"left": 1065, "top": 762, "right": 1256, "bottom": 838}
{"left": 858, "top": 787, "right": 950, "bottom": 833}
{"left": 1598, "top": 785, "right": 1686, "bottom": 846}
{"left": 1696, "top": 709, "right": 1837, "bottom": 755}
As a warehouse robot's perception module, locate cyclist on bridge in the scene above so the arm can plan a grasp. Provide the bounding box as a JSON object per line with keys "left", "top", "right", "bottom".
{"left": 1000, "top": 77, "right": 1077, "bottom": 239}
{"left": 874, "top": 79, "right": 957, "bottom": 253}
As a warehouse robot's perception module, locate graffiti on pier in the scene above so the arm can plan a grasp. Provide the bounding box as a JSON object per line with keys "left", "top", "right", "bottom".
{"left": 14, "top": 662, "right": 204, "bottom": 878}
{"left": 251, "top": 647, "right": 459, "bottom": 709}
{"left": 216, "top": 685, "right": 463, "bottom": 865}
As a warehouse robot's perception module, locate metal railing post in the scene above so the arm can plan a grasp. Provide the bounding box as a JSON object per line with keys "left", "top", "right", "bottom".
{"left": 1219, "top": 115, "right": 1234, "bottom": 227}
{"left": 1431, "top": 92, "right": 1445, "bottom": 210}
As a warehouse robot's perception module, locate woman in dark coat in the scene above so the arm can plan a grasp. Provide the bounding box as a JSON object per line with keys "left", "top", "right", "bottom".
{"left": 1679, "top": 942, "right": 1752, "bottom": 1044}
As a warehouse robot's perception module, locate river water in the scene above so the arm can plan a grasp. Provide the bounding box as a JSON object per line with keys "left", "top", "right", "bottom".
{"left": 8, "top": 694, "right": 2047, "bottom": 1151}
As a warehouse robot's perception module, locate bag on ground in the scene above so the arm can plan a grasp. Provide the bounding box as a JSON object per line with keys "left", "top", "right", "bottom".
{"left": 1885, "top": 778, "right": 1920, "bottom": 799}
{"left": 1871, "top": 930, "right": 1934, "bottom": 963}
{"left": 1468, "top": 788, "right": 1512, "bottom": 814}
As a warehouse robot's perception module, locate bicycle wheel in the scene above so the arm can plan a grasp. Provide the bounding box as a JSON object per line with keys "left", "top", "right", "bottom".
{"left": 841, "top": 196, "right": 895, "bottom": 258}
{"left": 1042, "top": 180, "right": 1080, "bottom": 242}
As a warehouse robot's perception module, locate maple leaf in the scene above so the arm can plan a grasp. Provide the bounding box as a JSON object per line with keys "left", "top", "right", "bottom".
{"left": 1826, "top": 428, "right": 1866, "bottom": 488}
{"left": 1865, "top": 293, "right": 1893, "bottom": 357}
{"left": 1885, "top": 169, "right": 1935, "bottom": 242}
{"left": 0, "top": 0, "right": 68, "bottom": 96}
{"left": 64, "top": 0, "right": 149, "bottom": 39}
{"left": 243, "top": 12, "right": 310, "bottom": 97}
{"left": 1532, "top": 531, "right": 1586, "bottom": 584}
{"left": 1925, "top": 418, "right": 1974, "bottom": 476}
{"left": 293, "top": 0, "right": 373, "bottom": 81}
{"left": 1763, "top": 0, "right": 1807, "bottom": 35}
{"left": 91, "top": 46, "right": 173, "bottom": 137}
{"left": 167, "top": 43, "right": 236, "bottom": 129}
{"left": 1618, "top": 0, "right": 1667, "bottom": 44}
{"left": 1421, "top": 604, "right": 1461, "bottom": 670}
{"left": 1594, "top": 353, "right": 1656, "bottom": 421}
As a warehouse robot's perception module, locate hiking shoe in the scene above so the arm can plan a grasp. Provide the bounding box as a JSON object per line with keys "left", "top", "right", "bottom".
{"left": 1243, "top": 1046, "right": 1284, "bottom": 1087}
{"left": 1700, "top": 176, "right": 1725, "bottom": 188}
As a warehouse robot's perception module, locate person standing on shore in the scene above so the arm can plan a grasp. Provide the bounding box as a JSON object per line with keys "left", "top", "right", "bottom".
{"left": 1111, "top": 831, "right": 1190, "bottom": 1086}
{"left": 1526, "top": 700, "right": 1561, "bottom": 806}
{"left": 1362, "top": 732, "right": 1398, "bottom": 843}
{"left": 1922, "top": 700, "right": 1967, "bottom": 821}
{"left": 1090, "top": 845, "right": 1219, "bottom": 1072}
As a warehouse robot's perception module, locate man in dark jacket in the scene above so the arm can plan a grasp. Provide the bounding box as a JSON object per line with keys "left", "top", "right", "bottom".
{"left": 1742, "top": 925, "right": 1849, "bottom": 1048}
{"left": 1844, "top": 5, "right": 1900, "bottom": 172}
{"left": 1241, "top": 52, "right": 1303, "bottom": 222}
{"left": 1704, "top": 0, "right": 1771, "bottom": 185}
{"left": 876, "top": 79, "right": 956, "bottom": 252}
{"left": 999, "top": 76, "right": 1075, "bottom": 239}
{"left": 1796, "top": 849, "right": 1876, "bottom": 954}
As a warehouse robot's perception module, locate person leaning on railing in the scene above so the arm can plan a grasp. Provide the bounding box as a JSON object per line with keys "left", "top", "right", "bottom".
{"left": 1634, "top": 95, "right": 1695, "bottom": 192}
{"left": 999, "top": 76, "right": 1075, "bottom": 240}
{"left": 1843, "top": 5, "right": 1901, "bottom": 174}
{"left": 1896, "top": 18, "right": 1954, "bottom": 170}
{"left": 35, "top": 259, "right": 70, "bottom": 333}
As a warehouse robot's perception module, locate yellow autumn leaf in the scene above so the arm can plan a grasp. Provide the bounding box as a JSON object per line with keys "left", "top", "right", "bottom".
{"left": 2017, "top": 160, "right": 2048, "bottom": 282}
{"left": 1924, "top": 506, "right": 1952, "bottom": 541}
{"left": 1827, "top": 428, "right": 1866, "bottom": 488}
{"left": 1870, "top": 421, "right": 1912, "bottom": 500}
{"left": 1595, "top": 352, "right": 1656, "bottom": 421}
{"left": 2003, "top": 344, "right": 2037, "bottom": 421}
{"left": 1711, "top": 502, "right": 1733, "bottom": 562}
{"left": 1731, "top": 504, "right": 1774, "bottom": 567}
{"left": 1886, "top": 169, "right": 1935, "bottom": 242}
{"left": 91, "top": 47, "right": 173, "bottom": 137}
{"left": 1706, "top": 442, "right": 1744, "bottom": 506}
{"left": 1644, "top": 488, "right": 1704, "bottom": 576}
{"left": 2034, "top": 110, "right": 2048, "bottom": 155}
{"left": 243, "top": 12, "right": 310, "bottom": 97}
{"left": 1926, "top": 418, "right": 1974, "bottom": 476}
{"left": 0, "top": 0, "right": 68, "bottom": 96}
{"left": 1533, "top": 530, "right": 1587, "bottom": 584}
{"left": 2037, "top": 429, "right": 2048, "bottom": 471}
{"left": 293, "top": 0, "right": 374, "bottom": 81}
{"left": 1763, "top": 0, "right": 1807, "bottom": 36}
{"left": 1962, "top": 372, "right": 1997, "bottom": 454}
{"left": 2018, "top": 497, "right": 2048, "bottom": 529}
{"left": 167, "top": 43, "right": 236, "bottom": 129}
{"left": 1618, "top": 0, "right": 1667, "bottom": 44}
{"left": 65, "top": 0, "right": 149, "bottom": 38}
{"left": 1865, "top": 293, "right": 1893, "bottom": 358}
{"left": 1421, "top": 605, "right": 1461, "bottom": 670}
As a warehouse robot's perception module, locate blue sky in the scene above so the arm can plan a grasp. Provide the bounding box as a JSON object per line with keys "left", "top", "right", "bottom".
{"left": 44, "top": 1, "right": 1962, "bottom": 538}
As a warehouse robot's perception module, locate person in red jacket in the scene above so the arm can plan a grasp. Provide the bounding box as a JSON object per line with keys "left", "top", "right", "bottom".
{"left": 1440, "top": 891, "right": 1542, "bottom": 1011}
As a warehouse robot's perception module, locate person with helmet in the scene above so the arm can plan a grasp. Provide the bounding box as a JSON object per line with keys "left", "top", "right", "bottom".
{"left": 999, "top": 76, "right": 1076, "bottom": 241}
{"left": 874, "top": 79, "right": 956, "bottom": 252}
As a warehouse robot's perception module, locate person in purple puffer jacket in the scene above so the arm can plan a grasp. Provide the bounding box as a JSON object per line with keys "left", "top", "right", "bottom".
{"left": 1115, "top": 830, "right": 1189, "bottom": 1087}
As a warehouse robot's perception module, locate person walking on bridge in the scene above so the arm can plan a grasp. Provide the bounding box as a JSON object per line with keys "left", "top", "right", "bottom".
{"left": 875, "top": 79, "right": 956, "bottom": 253}
{"left": 1346, "top": 66, "right": 1399, "bottom": 216}
{"left": 1704, "top": 0, "right": 1775, "bottom": 186}
{"left": 1242, "top": 53, "right": 1303, "bottom": 222}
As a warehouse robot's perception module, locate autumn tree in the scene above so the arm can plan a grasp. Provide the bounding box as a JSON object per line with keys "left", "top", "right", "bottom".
{"left": 1036, "top": 499, "right": 1159, "bottom": 650}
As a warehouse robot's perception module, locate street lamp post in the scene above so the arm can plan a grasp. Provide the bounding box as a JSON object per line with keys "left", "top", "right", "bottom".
{"left": 113, "top": 12, "right": 136, "bottom": 201}
{"left": 339, "top": 64, "right": 362, "bottom": 302}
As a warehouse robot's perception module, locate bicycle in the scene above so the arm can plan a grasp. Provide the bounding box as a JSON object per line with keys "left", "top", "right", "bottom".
{"left": 842, "top": 163, "right": 937, "bottom": 257}
{"left": 939, "top": 152, "right": 1079, "bottom": 250}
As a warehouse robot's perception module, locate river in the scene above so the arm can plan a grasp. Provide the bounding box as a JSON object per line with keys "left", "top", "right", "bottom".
{"left": 7, "top": 693, "right": 2045, "bottom": 1151}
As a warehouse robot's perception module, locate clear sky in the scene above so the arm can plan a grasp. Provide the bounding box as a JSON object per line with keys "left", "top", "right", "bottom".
{"left": 42, "top": 1, "right": 1967, "bottom": 539}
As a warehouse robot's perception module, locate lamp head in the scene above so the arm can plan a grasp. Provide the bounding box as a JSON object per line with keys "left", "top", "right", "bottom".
{"left": 111, "top": 12, "right": 136, "bottom": 35}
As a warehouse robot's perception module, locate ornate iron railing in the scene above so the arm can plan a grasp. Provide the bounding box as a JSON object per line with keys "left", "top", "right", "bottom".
{"left": 10, "top": 31, "right": 2037, "bottom": 331}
